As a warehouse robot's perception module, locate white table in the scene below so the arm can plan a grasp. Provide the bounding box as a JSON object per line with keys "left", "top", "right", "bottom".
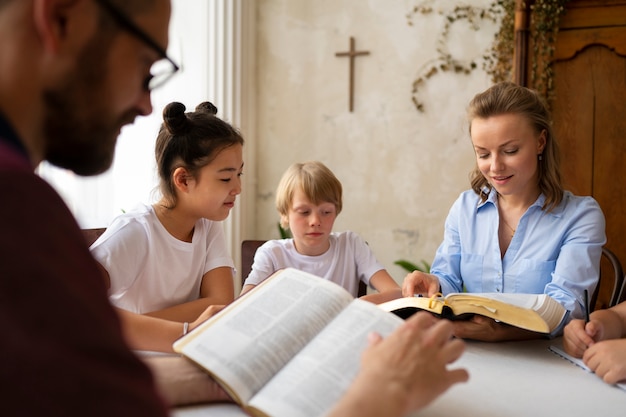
{"left": 416, "top": 338, "right": 626, "bottom": 416}
{"left": 173, "top": 338, "right": 626, "bottom": 417}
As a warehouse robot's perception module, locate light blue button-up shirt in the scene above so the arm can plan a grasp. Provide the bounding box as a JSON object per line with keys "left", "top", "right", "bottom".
{"left": 431, "top": 189, "right": 606, "bottom": 325}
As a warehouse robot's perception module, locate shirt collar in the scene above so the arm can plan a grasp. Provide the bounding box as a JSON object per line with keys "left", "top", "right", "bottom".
{"left": 476, "top": 187, "right": 497, "bottom": 209}
{"left": 477, "top": 187, "right": 547, "bottom": 212}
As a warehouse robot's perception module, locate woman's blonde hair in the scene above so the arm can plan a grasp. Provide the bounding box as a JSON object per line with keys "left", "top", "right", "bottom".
{"left": 468, "top": 82, "right": 563, "bottom": 212}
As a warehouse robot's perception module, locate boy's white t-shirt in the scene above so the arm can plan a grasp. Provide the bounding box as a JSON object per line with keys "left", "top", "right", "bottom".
{"left": 90, "top": 203, "right": 234, "bottom": 314}
{"left": 243, "top": 231, "right": 384, "bottom": 297}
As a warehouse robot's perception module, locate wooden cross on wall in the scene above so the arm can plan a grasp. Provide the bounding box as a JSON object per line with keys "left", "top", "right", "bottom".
{"left": 335, "top": 37, "right": 370, "bottom": 112}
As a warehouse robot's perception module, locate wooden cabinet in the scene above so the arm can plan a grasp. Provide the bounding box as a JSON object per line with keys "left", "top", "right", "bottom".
{"left": 518, "top": 0, "right": 626, "bottom": 309}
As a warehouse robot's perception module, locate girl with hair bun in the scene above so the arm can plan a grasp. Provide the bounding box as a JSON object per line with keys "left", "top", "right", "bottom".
{"left": 91, "top": 101, "right": 244, "bottom": 352}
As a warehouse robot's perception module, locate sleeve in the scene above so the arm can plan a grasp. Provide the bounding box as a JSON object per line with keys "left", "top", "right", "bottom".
{"left": 545, "top": 196, "right": 606, "bottom": 321}
{"left": 90, "top": 218, "right": 150, "bottom": 293}
{"left": 430, "top": 194, "right": 466, "bottom": 294}
{"left": 350, "top": 232, "right": 385, "bottom": 286}
{"left": 202, "top": 221, "right": 236, "bottom": 274}
{"left": 0, "top": 173, "right": 168, "bottom": 416}
{"left": 243, "top": 241, "right": 280, "bottom": 286}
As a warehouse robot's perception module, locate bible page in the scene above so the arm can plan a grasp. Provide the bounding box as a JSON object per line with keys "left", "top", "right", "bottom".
{"left": 248, "top": 298, "right": 403, "bottom": 417}
{"left": 175, "top": 268, "right": 354, "bottom": 404}
{"left": 448, "top": 292, "right": 546, "bottom": 309}
{"left": 451, "top": 293, "right": 565, "bottom": 325}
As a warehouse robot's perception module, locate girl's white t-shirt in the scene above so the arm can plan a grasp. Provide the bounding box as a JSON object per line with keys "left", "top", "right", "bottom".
{"left": 90, "top": 204, "right": 234, "bottom": 313}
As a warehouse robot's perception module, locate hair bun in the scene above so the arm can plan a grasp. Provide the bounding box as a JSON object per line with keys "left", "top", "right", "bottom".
{"left": 195, "top": 101, "right": 218, "bottom": 115}
{"left": 163, "top": 102, "right": 188, "bottom": 134}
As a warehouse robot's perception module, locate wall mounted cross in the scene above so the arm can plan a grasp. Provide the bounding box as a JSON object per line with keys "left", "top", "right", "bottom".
{"left": 335, "top": 37, "right": 370, "bottom": 112}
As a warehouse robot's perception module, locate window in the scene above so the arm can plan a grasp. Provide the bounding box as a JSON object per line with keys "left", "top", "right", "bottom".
{"left": 38, "top": 1, "right": 255, "bottom": 283}
{"left": 39, "top": 0, "right": 211, "bottom": 228}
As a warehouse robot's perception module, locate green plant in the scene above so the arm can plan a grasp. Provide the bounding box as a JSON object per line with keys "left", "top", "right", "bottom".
{"left": 394, "top": 259, "right": 431, "bottom": 273}
{"left": 277, "top": 223, "right": 292, "bottom": 239}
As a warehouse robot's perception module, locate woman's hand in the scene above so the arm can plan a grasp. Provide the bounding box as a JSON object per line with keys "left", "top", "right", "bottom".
{"left": 452, "top": 315, "right": 540, "bottom": 342}
{"left": 401, "top": 271, "right": 441, "bottom": 297}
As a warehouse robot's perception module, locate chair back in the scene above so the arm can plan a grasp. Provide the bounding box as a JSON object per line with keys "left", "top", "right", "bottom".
{"left": 241, "top": 240, "right": 267, "bottom": 285}
{"left": 81, "top": 228, "right": 107, "bottom": 247}
{"left": 591, "top": 246, "right": 624, "bottom": 311}
{"left": 617, "top": 277, "right": 626, "bottom": 305}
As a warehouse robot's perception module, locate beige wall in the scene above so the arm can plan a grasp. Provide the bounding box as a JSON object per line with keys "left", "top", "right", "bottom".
{"left": 251, "top": 0, "right": 500, "bottom": 284}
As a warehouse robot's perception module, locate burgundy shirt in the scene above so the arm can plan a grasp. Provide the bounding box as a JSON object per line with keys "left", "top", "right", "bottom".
{"left": 0, "top": 115, "right": 169, "bottom": 416}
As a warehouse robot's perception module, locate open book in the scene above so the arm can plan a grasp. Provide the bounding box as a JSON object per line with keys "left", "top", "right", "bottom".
{"left": 378, "top": 292, "right": 567, "bottom": 334}
{"left": 173, "top": 268, "right": 404, "bottom": 417}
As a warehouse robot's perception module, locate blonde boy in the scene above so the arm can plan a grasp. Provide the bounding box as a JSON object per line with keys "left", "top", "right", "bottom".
{"left": 241, "top": 161, "right": 400, "bottom": 303}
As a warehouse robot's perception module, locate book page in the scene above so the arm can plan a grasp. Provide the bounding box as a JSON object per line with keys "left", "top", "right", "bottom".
{"left": 381, "top": 293, "right": 556, "bottom": 313}
{"left": 449, "top": 293, "right": 566, "bottom": 329}
{"left": 176, "top": 269, "right": 355, "bottom": 404}
{"left": 248, "top": 299, "right": 404, "bottom": 417}
{"left": 380, "top": 292, "right": 566, "bottom": 333}
{"left": 447, "top": 292, "right": 548, "bottom": 310}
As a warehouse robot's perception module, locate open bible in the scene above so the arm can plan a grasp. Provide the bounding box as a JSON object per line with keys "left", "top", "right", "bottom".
{"left": 173, "top": 268, "right": 404, "bottom": 417}
{"left": 379, "top": 292, "right": 567, "bottom": 334}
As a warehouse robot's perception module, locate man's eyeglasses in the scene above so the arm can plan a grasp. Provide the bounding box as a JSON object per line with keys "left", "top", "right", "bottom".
{"left": 94, "top": 0, "right": 180, "bottom": 91}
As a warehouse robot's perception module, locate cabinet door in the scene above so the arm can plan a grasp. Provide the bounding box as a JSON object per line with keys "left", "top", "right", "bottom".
{"left": 550, "top": 1, "right": 626, "bottom": 309}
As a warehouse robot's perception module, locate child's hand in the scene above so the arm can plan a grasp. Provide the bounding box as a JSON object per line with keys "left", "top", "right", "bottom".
{"left": 190, "top": 305, "right": 225, "bottom": 332}
{"left": 563, "top": 318, "right": 604, "bottom": 358}
{"left": 583, "top": 339, "right": 626, "bottom": 385}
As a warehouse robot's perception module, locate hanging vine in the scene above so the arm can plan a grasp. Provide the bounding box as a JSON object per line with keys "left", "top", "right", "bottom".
{"left": 407, "top": 3, "right": 501, "bottom": 112}
{"left": 483, "top": 0, "right": 515, "bottom": 83}
{"left": 528, "top": 0, "right": 571, "bottom": 102}
{"left": 409, "top": 0, "right": 571, "bottom": 112}
{"left": 485, "top": 0, "right": 571, "bottom": 102}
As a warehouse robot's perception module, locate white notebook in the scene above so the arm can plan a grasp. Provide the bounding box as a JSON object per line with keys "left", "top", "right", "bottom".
{"left": 549, "top": 345, "right": 626, "bottom": 391}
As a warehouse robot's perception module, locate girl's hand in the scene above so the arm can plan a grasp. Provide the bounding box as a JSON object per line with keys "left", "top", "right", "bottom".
{"left": 189, "top": 305, "right": 225, "bottom": 332}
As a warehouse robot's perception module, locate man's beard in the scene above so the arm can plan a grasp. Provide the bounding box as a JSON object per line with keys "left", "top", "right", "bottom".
{"left": 42, "top": 33, "right": 138, "bottom": 176}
